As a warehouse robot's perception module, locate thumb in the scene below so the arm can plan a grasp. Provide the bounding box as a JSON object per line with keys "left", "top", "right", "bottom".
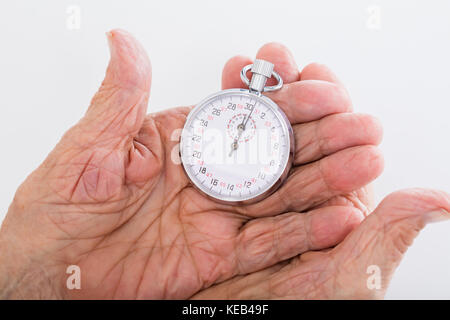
{"left": 75, "top": 29, "right": 152, "bottom": 147}
{"left": 330, "top": 188, "right": 450, "bottom": 298}
{"left": 36, "top": 30, "right": 154, "bottom": 202}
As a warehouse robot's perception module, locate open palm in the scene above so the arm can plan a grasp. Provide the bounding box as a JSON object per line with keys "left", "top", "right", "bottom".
{"left": 1, "top": 29, "right": 448, "bottom": 299}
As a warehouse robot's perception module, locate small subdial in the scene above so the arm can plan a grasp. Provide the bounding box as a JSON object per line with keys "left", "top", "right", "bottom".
{"left": 227, "top": 113, "right": 256, "bottom": 143}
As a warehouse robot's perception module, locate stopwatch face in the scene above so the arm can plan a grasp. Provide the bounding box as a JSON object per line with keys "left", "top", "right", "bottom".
{"left": 180, "top": 88, "right": 293, "bottom": 203}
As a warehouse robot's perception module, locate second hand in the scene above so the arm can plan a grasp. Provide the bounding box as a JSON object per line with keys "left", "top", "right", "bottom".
{"left": 228, "top": 102, "right": 256, "bottom": 157}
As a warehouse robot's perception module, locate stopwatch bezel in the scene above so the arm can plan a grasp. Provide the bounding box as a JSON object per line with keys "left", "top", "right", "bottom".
{"left": 180, "top": 88, "right": 294, "bottom": 205}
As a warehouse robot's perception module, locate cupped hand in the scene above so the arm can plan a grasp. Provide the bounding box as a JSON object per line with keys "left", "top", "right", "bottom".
{"left": 0, "top": 30, "right": 447, "bottom": 299}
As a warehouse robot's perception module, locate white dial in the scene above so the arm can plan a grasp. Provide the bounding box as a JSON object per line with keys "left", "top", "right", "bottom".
{"left": 180, "top": 89, "right": 293, "bottom": 203}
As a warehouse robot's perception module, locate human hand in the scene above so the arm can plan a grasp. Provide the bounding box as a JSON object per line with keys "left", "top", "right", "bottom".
{"left": 1, "top": 29, "right": 445, "bottom": 299}
{"left": 193, "top": 188, "right": 450, "bottom": 299}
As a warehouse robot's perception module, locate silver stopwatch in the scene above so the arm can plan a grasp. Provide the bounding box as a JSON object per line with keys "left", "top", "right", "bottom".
{"left": 180, "top": 59, "right": 294, "bottom": 204}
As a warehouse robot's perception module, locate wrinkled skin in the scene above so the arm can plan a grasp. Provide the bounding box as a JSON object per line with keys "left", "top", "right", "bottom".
{"left": 0, "top": 30, "right": 448, "bottom": 299}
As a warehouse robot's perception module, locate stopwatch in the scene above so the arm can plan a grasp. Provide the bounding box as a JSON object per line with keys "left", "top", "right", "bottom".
{"left": 180, "top": 59, "right": 294, "bottom": 204}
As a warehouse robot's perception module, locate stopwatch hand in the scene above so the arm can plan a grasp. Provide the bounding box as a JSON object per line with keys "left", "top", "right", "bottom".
{"left": 228, "top": 141, "right": 238, "bottom": 157}
{"left": 239, "top": 115, "right": 247, "bottom": 130}
{"left": 242, "top": 106, "right": 255, "bottom": 129}
{"left": 228, "top": 125, "right": 244, "bottom": 157}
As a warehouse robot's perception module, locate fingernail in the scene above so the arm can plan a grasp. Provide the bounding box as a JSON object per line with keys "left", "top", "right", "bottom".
{"left": 425, "top": 209, "right": 450, "bottom": 224}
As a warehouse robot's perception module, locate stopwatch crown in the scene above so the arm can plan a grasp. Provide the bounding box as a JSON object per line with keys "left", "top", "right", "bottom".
{"left": 251, "top": 59, "right": 274, "bottom": 78}
{"left": 240, "top": 60, "right": 283, "bottom": 93}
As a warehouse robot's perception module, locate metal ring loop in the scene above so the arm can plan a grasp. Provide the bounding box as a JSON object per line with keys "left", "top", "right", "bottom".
{"left": 240, "top": 64, "right": 283, "bottom": 92}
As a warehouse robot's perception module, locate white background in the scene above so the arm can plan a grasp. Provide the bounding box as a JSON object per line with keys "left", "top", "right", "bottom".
{"left": 0, "top": 0, "right": 449, "bottom": 299}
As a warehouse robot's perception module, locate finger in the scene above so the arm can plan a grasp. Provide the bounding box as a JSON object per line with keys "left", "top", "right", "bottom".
{"left": 233, "top": 206, "right": 364, "bottom": 275}
{"left": 300, "top": 62, "right": 343, "bottom": 84}
{"left": 329, "top": 188, "right": 450, "bottom": 298}
{"left": 221, "top": 42, "right": 299, "bottom": 90}
{"left": 293, "top": 113, "right": 383, "bottom": 165}
{"left": 49, "top": 29, "right": 155, "bottom": 193}
{"left": 239, "top": 145, "right": 384, "bottom": 217}
{"left": 312, "top": 185, "right": 376, "bottom": 218}
{"left": 74, "top": 29, "right": 152, "bottom": 147}
{"left": 196, "top": 189, "right": 449, "bottom": 299}
{"left": 221, "top": 47, "right": 350, "bottom": 125}
{"left": 266, "top": 80, "right": 352, "bottom": 124}
{"left": 255, "top": 42, "right": 300, "bottom": 85}
{"left": 221, "top": 55, "right": 253, "bottom": 90}
{"left": 191, "top": 262, "right": 285, "bottom": 299}
{"left": 264, "top": 62, "right": 352, "bottom": 124}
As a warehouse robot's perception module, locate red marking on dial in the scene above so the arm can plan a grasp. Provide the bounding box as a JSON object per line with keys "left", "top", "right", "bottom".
{"left": 227, "top": 113, "right": 257, "bottom": 142}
